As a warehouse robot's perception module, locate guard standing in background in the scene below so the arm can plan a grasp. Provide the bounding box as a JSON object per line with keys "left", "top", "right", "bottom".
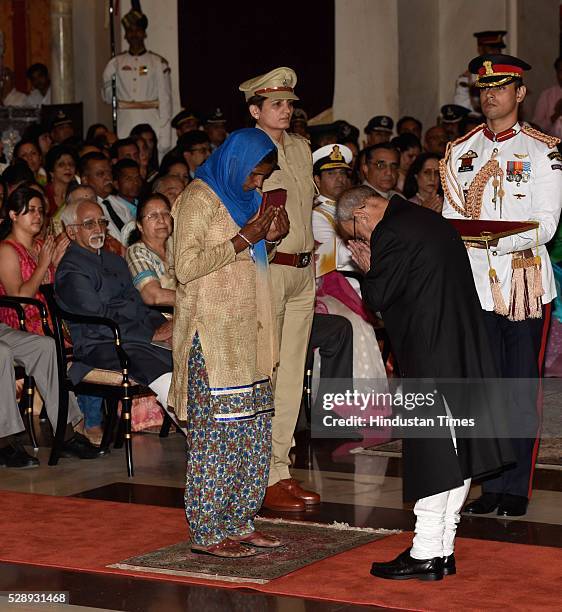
{"left": 102, "top": 1, "right": 172, "bottom": 159}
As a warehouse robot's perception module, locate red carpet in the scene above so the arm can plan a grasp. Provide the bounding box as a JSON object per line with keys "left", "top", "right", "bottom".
{"left": 0, "top": 491, "right": 559, "bottom": 611}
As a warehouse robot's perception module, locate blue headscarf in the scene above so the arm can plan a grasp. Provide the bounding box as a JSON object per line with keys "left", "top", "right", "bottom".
{"left": 195, "top": 128, "right": 276, "bottom": 229}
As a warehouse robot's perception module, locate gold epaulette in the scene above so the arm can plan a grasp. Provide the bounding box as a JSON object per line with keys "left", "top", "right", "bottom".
{"left": 521, "top": 124, "right": 561, "bottom": 149}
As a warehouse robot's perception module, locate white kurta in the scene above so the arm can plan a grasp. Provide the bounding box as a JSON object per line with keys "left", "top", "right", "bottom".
{"left": 102, "top": 50, "right": 172, "bottom": 157}
{"left": 442, "top": 123, "right": 562, "bottom": 311}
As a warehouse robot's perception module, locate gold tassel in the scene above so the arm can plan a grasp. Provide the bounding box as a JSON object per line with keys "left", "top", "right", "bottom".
{"left": 533, "top": 255, "right": 544, "bottom": 299}
{"left": 508, "top": 254, "right": 542, "bottom": 321}
{"left": 484, "top": 236, "right": 509, "bottom": 316}
{"left": 489, "top": 267, "right": 509, "bottom": 316}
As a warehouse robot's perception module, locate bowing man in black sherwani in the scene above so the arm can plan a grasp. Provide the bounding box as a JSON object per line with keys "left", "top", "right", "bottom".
{"left": 337, "top": 186, "right": 514, "bottom": 581}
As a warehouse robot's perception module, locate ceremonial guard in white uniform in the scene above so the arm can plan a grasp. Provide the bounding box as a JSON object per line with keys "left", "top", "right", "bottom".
{"left": 442, "top": 54, "right": 562, "bottom": 517}
{"left": 102, "top": 2, "right": 172, "bottom": 159}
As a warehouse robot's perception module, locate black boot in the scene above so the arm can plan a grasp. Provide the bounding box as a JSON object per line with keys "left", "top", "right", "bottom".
{"left": 497, "top": 494, "right": 528, "bottom": 517}
{"left": 443, "top": 553, "right": 456, "bottom": 576}
{"left": 0, "top": 439, "right": 39, "bottom": 469}
{"left": 463, "top": 492, "right": 501, "bottom": 514}
{"left": 370, "top": 548, "right": 444, "bottom": 581}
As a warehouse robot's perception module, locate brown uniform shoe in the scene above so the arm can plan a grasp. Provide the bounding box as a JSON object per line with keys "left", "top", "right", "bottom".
{"left": 262, "top": 482, "right": 306, "bottom": 511}
{"left": 278, "top": 478, "right": 321, "bottom": 505}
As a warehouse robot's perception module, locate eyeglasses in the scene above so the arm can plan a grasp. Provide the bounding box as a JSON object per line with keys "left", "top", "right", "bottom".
{"left": 69, "top": 218, "right": 110, "bottom": 230}
{"left": 142, "top": 210, "right": 172, "bottom": 222}
{"left": 368, "top": 160, "right": 400, "bottom": 171}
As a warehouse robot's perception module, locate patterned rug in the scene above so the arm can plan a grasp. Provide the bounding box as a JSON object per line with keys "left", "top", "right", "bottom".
{"left": 354, "top": 438, "right": 562, "bottom": 466}
{"left": 109, "top": 518, "right": 395, "bottom": 584}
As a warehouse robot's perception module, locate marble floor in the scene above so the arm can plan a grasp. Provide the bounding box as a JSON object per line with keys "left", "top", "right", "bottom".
{"left": 1, "top": 422, "right": 561, "bottom": 611}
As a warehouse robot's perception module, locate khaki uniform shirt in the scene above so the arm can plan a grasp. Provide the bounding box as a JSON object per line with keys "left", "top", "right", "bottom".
{"left": 260, "top": 129, "right": 315, "bottom": 253}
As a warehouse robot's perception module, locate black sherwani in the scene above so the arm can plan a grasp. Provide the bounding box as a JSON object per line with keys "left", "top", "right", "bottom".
{"left": 55, "top": 241, "right": 172, "bottom": 386}
{"left": 363, "top": 196, "right": 514, "bottom": 501}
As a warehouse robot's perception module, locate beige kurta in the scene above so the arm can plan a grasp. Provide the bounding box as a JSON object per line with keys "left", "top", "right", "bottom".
{"left": 168, "top": 179, "right": 276, "bottom": 420}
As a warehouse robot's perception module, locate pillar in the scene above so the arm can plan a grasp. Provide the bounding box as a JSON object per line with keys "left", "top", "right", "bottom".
{"left": 50, "top": 0, "right": 74, "bottom": 103}
{"left": 333, "top": 0, "right": 399, "bottom": 139}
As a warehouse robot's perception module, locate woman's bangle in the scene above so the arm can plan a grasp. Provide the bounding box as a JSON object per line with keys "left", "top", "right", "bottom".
{"left": 237, "top": 232, "right": 253, "bottom": 247}
{"left": 265, "top": 238, "right": 282, "bottom": 245}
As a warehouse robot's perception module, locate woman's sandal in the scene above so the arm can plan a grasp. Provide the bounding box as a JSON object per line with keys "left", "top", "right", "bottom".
{"left": 231, "top": 530, "right": 282, "bottom": 548}
{"left": 191, "top": 538, "right": 261, "bottom": 558}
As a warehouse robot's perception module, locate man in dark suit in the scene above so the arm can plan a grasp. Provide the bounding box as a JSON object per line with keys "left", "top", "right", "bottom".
{"left": 336, "top": 185, "right": 513, "bottom": 581}
{"left": 55, "top": 199, "right": 174, "bottom": 417}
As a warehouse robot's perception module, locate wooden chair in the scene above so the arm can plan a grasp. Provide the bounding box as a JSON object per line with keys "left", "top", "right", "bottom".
{"left": 0, "top": 297, "right": 47, "bottom": 450}
{"left": 39, "top": 284, "right": 156, "bottom": 477}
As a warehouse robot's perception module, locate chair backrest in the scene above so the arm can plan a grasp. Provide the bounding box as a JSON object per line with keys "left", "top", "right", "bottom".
{"left": 39, "top": 284, "right": 71, "bottom": 377}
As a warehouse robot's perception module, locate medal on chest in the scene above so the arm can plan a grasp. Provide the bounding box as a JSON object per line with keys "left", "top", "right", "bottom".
{"left": 506, "top": 160, "right": 531, "bottom": 186}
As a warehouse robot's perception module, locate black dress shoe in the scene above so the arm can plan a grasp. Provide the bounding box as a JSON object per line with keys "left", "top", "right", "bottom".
{"left": 0, "top": 440, "right": 39, "bottom": 469}
{"left": 443, "top": 553, "right": 456, "bottom": 576}
{"left": 370, "top": 548, "right": 444, "bottom": 581}
{"left": 59, "top": 433, "right": 107, "bottom": 460}
{"left": 497, "top": 494, "right": 528, "bottom": 517}
{"left": 463, "top": 493, "right": 501, "bottom": 514}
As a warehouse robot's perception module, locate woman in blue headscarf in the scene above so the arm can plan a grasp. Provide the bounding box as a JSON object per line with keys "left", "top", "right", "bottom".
{"left": 169, "top": 129, "right": 289, "bottom": 558}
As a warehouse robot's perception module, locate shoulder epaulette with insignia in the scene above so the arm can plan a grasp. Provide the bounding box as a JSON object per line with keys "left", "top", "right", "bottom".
{"left": 521, "top": 124, "right": 560, "bottom": 149}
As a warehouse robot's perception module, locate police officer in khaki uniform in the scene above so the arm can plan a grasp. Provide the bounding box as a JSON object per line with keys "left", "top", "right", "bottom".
{"left": 239, "top": 67, "right": 320, "bottom": 512}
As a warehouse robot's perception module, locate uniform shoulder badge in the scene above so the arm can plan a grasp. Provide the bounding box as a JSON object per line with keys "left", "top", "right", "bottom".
{"left": 521, "top": 124, "right": 560, "bottom": 149}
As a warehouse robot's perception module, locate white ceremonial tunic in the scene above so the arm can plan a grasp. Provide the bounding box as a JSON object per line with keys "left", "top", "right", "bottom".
{"left": 442, "top": 123, "right": 562, "bottom": 311}
{"left": 312, "top": 196, "right": 357, "bottom": 277}
{"left": 102, "top": 50, "right": 172, "bottom": 157}
{"left": 97, "top": 195, "right": 134, "bottom": 245}
{"left": 26, "top": 87, "right": 51, "bottom": 106}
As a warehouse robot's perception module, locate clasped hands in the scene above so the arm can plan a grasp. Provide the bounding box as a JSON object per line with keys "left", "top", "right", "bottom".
{"left": 233, "top": 206, "right": 290, "bottom": 253}
{"left": 347, "top": 239, "right": 372, "bottom": 274}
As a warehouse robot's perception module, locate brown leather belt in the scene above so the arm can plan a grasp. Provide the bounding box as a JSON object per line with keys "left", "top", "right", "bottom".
{"left": 271, "top": 251, "right": 313, "bottom": 268}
